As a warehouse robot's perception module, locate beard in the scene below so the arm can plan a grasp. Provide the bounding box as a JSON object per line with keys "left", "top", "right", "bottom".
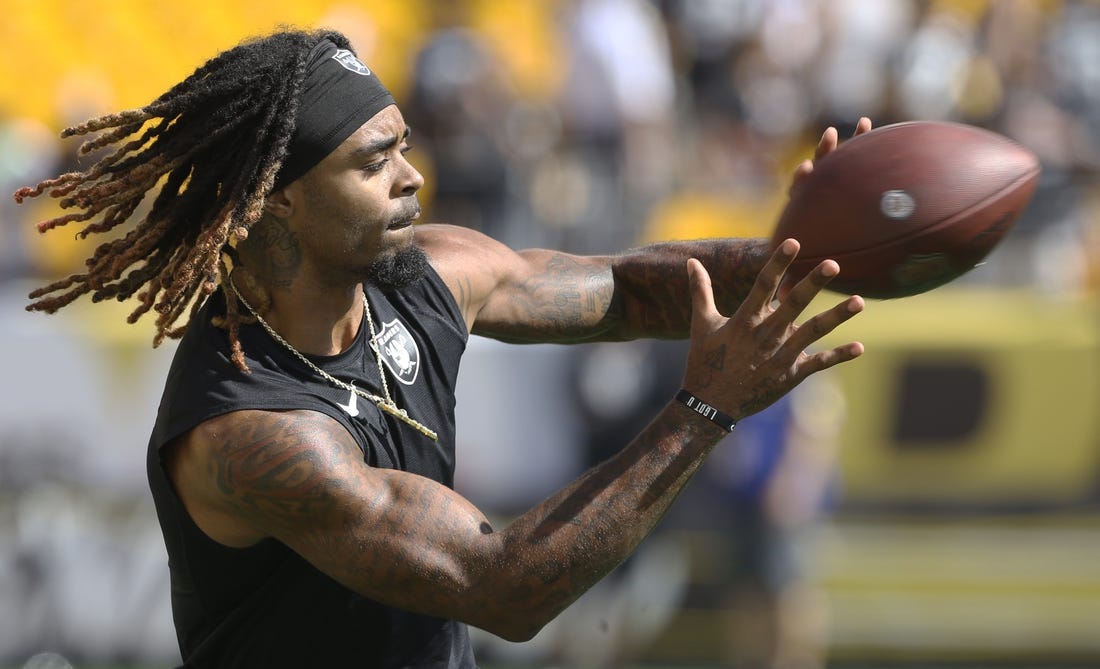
{"left": 366, "top": 243, "right": 429, "bottom": 291}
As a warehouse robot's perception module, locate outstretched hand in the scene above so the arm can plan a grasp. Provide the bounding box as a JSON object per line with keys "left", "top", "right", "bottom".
{"left": 774, "top": 116, "right": 874, "bottom": 301}
{"left": 681, "top": 239, "right": 864, "bottom": 424}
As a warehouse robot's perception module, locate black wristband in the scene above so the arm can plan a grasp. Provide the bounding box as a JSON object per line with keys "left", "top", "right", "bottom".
{"left": 675, "top": 389, "right": 737, "bottom": 432}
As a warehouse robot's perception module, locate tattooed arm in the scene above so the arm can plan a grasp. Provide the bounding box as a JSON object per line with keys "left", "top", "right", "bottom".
{"left": 165, "top": 241, "right": 863, "bottom": 641}
{"left": 421, "top": 120, "right": 873, "bottom": 342}
{"left": 419, "top": 223, "right": 770, "bottom": 342}
{"left": 167, "top": 402, "right": 727, "bottom": 641}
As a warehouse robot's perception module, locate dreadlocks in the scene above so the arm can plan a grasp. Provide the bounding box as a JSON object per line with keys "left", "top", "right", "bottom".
{"left": 13, "top": 28, "right": 355, "bottom": 371}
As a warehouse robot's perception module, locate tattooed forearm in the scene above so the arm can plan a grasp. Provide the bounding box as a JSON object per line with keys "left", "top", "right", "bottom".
{"left": 461, "top": 234, "right": 768, "bottom": 344}
{"left": 611, "top": 238, "right": 770, "bottom": 338}
{"left": 499, "top": 402, "right": 725, "bottom": 614}
{"left": 181, "top": 399, "right": 727, "bottom": 640}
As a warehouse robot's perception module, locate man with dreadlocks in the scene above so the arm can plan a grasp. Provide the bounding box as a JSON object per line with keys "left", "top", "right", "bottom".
{"left": 15, "top": 28, "right": 868, "bottom": 668}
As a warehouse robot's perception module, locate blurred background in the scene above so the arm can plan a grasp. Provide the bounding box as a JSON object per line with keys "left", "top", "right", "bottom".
{"left": 1, "top": 0, "right": 1098, "bottom": 667}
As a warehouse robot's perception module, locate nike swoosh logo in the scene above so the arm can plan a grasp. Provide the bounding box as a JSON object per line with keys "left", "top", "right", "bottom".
{"left": 338, "top": 386, "right": 359, "bottom": 417}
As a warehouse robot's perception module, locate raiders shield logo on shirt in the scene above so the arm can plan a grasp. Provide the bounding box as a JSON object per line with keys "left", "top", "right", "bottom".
{"left": 372, "top": 318, "right": 420, "bottom": 385}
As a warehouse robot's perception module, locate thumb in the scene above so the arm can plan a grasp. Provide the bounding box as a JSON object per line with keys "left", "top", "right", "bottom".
{"left": 687, "top": 258, "right": 718, "bottom": 327}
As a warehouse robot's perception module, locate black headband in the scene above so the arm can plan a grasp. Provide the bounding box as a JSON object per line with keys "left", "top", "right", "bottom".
{"left": 273, "top": 38, "right": 396, "bottom": 190}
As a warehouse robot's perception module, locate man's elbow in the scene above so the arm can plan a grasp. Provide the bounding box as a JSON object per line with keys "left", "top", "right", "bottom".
{"left": 467, "top": 590, "right": 565, "bottom": 642}
{"left": 478, "top": 612, "right": 549, "bottom": 643}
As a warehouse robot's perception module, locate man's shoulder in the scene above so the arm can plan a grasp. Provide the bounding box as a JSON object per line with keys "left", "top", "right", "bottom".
{"left": 191, "top": 408, "right": 354, "bottom": 450}
{"left": 177, "top": 408, "right": 363, "bottom": 497}
{"left": 417, "top": 223, "right": 513, "bottom": 269}
{"left": 414, "top": 223, "right": 521, "bottom": 333}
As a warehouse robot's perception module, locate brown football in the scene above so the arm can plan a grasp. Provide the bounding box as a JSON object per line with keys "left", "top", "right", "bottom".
{"left": 773, "top": 121, "right": 1041, "bottom": 298}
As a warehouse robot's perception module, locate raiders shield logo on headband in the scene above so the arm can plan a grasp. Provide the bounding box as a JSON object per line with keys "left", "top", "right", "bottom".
{"left": 331, "top": 48, "right": 371, "bottom": 76}
{"left": 275, "top": 39, "right": 395, "bottom": 190}
{"left": 372, "top": 318, "right": 420, "bottom": 385}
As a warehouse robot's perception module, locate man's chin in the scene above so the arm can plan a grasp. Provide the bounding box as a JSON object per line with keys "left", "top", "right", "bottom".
{"left": 367, "top": 244, "right": 429, "bottom": 290}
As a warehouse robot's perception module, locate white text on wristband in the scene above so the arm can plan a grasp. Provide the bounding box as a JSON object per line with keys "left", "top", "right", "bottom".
{"left": 675, "top": 389, "right": 737, "bottom": 432}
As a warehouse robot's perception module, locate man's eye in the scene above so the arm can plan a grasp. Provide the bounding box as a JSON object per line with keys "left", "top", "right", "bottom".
{"left": 363, "top": 159, "right": 388, "bottom": 172}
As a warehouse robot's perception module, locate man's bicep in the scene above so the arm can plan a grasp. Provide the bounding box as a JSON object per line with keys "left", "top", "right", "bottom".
{"left": 419, "top": 224, "right": 619, "bottom": 341}
{"left": 197, "top": 410, "right": 370, "bottom": 538}
{"left": 473, "top": 248, "right": 619, "bottom": 342}
{"left": 185, "top": 409, "right": 499, "bottom": 617}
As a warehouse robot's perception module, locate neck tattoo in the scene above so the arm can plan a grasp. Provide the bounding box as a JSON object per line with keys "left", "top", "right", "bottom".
{"left": 228, "top": 278, "right": 438, "bottom": 441}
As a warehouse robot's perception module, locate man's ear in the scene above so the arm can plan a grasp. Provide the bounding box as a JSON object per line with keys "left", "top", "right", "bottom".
{"left": 264, "top": 183, "right": 297, "bottom": 218}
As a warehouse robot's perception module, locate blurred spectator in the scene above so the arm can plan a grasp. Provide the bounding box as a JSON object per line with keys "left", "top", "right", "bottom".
{"left": 706, "top": 378, "right": 846, "bottom": 669}
{"left": 540, "top": 0, "right": 678, "bottom": 253}
{"left": 405, "top": 24, "right": 515, "bottom": 240}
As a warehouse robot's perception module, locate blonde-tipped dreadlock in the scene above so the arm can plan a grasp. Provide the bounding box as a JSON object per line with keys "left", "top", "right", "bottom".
{"left": 14, "top": 28, "right": 354, "bottom": 372}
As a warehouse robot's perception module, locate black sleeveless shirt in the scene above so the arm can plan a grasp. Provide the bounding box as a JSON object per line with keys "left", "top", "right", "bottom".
{"left": 146, "top": 266, "right": 476, "bottom": 668}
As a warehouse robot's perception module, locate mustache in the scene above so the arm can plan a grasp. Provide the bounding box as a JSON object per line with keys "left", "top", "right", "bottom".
{"left": 389, "top": 200, "right": 421, "bottom": 227}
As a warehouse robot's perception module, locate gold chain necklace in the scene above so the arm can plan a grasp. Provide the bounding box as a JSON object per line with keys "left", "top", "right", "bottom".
{"left": 228, "top": 279, "right": 438, "bottom": 441}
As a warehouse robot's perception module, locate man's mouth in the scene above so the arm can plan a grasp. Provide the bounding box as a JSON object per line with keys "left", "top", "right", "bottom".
{"left": 388, "top": 208, "right": 421, "bottom": 230}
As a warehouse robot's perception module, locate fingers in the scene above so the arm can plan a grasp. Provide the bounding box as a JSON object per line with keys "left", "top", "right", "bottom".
{"left": 772, "top": 258, "right": 840, "bottom": 324}
{"left": 796, "top": 339, "right": 865, "bottom": 379}
{"left": 818, "top": 118, "right": 872, "bottom": 158}
{"left": 788, "top": 159, "right": 813, "bottom": 195}
{"left": 814, "top": 126, "right": 839, "bottom": 162}
{"left": 791, "top": 118, "right": 872, "bottom": 191}
{"left": 741, "top": 239, "right": 799, "bottom": 314}
{"left": 781, "top": 293, "right": 865, "bottom": 360}
{"left": 680, "top": 243, "right": 865, "bottom": 426}
{"left": 765, "top": 254, "right": 865, "bottom": 377}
